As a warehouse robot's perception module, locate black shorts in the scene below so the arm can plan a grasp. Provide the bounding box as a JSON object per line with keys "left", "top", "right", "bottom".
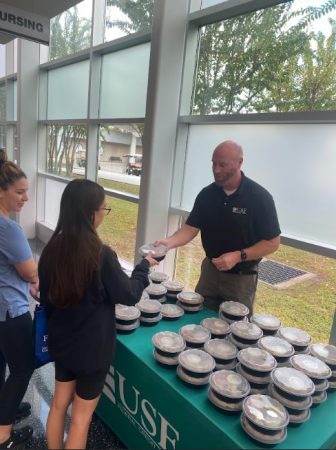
{"left": 55, "top": 362, "right": 107, "bottom": 400}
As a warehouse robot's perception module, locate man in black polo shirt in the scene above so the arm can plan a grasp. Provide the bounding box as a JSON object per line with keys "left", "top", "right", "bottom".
{"left": 155, "top": 140, "right": 281, "bottom": 314}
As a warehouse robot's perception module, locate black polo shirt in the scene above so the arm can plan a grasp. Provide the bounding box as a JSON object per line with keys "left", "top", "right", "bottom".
{"left": 186, "top": 172, "right": 281, "bottom": 272}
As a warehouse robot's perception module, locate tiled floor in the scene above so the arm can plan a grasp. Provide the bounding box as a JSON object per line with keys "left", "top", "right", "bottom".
{"left": 13, "top": 240, "right": 126, "bottom": 449}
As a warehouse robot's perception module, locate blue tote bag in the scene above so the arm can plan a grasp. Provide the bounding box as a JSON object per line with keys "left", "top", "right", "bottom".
{"left": 33, "top": 304, "right": 54, "bottom": 368}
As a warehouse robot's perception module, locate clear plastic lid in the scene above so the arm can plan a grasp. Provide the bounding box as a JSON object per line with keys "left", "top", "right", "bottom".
{"left": 178, "top": 349, "right": 216, "bottom": 373}
{"left": 135, "top": 299, "right": 162, "bottom": 313}
{"left": 160, "top": 303, "right": 184, "bottom": 319}
{"left": 138, "top": 243, "right": 168, "bottom": 259}
{"left": 162, "top": 280, "right": 184, "bottom": 292}
{"left": 219, "top": 301, "right": 249, "bottom": 317}
{"left": 204, "top": 339, "right": 238, "bottom": 360}
{"left": 177, "top": 291, "right": 204, "bottom": 305}
{"left": 140, "top": 290, "right": 150, "bottom": 301}
{"left": 251, "top": 313, "right": 281, "bottom": 330}
{"left": 271, "top": 367, "right": 315, "bottom": 396}
{"left": 242, "top": 394, "right": 289, "bottom": 430}
{"left": 149, "top": 271, "right": 169, "bottom": 283}
{"left": 310, "top": 343, "right": 336, "bottom": 366}
{"left": 209, "top": 369, "right": 250, "bottom": 398}
{"left": 152, "top": 331, "right": 186, "bottom": 354}
{"left": 201, "top": 318, "right": 230, "bottom": 336}
{"left": 278, "top": 327, "right": 312, "bottom": 346}
{"left": 258, "top": 336, "right": 294, "bottom": 358}
{"left": 290, "top": 354, "right": 332, "bottom": 379}
{"left": 179, "top": 324, "right": 211, "bottom": 343}
{"left": 230, "top": 321, "right": 263, "bottom": 340}
{"left": 115, "top": 304, "right": 141, "bottom": 321}
{"left": 237, "top": 347, "right": 277, "bottom": 372}
{"left": 145, "top": 283, "right": 167, "bottom": 296}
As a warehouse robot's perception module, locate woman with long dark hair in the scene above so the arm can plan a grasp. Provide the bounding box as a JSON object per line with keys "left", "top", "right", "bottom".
{"left": 0, "top": 150, "right": 37, "bottom": 449}
{"left": 38, "top": 179, "right": 157, "bottom": 449}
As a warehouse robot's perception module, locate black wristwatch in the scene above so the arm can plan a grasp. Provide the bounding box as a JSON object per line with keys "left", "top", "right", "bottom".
{"left": 240, "top": 249, "right": 247, "bottom": 262}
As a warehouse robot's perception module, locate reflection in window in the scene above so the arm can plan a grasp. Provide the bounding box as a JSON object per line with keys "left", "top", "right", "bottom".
{"left": 47, "top": 125, "right": 87, "bottom": 179}
{"left": 98, "top": 124, "right": 143, "bottom": 195}
{"left": 98, "top": 196, "right": 138, "bottom": 265}
{"left": 193, "top": 0, "right": 336, "bottom": 114}
{"left": 105, "top": 0, "right": 153, "bottom": 42}
{"left": 0, "top": 126, "right": 5, "bottom": 149}
{"left": 49, "top": 0, "right": 92, "bottom": 60}
{"left": 0, "top": 83, "right": 6, "bottom": 121}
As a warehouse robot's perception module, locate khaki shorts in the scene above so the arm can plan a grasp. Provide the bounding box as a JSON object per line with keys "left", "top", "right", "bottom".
{"left": 195, "top": 258, "right": 258, "bottom": 315}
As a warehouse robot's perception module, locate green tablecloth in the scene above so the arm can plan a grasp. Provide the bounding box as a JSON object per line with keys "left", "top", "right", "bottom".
{"left": 96, "top": 308, "right": 336, "bottom": 449}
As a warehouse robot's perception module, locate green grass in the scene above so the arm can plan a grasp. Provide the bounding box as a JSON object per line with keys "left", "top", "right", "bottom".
{"left": 97, "top": 178, "right": 336, "bottom": 344}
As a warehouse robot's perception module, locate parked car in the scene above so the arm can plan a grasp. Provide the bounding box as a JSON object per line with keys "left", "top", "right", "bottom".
{"left": 123, "top": 154, "right": 142, "bottom": 176}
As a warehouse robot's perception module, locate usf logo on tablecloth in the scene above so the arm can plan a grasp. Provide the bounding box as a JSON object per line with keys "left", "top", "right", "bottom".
{"left": 103, "top": 365, "right": 180, "bottom": 449}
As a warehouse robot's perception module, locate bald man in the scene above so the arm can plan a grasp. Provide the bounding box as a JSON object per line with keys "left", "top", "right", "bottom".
{"left": 155, "top": 140, "right": 281, "bottom": 314}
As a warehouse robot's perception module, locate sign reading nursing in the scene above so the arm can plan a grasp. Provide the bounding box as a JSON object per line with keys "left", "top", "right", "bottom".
{"left": 0, "top": 2, "right": 50, "bottom": 45}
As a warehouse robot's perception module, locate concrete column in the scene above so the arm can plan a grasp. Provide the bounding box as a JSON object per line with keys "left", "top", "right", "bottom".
{"left": 16, "top": 39, "right": 39, "bottom": 238}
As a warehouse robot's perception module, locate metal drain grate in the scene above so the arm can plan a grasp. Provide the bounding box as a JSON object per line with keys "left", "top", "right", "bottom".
{"left": 258, "top": 260, "right": 308, "bottom": 286}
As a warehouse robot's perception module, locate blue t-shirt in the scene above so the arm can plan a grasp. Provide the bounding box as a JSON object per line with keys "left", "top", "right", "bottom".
{"left": 0, "top": 216, "right": 33, "bottom": 321}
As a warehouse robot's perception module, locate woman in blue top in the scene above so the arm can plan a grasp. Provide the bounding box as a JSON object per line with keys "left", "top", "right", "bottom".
{"left": 0, "top": 150, "right": 38, "bottom": 449}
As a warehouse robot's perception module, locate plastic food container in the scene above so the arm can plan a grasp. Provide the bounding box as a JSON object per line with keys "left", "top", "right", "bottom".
{"left": 204, "top": 339, "right": 238, "bottom": 370}
{"left": 251, "top": 313, "right": 281, "bottom": 335}
{"left": 162, "top": 280, "right": 184, "bottom": 299}
{"left": 149, "top": 271, "right": 169, "bottom": 284}
{"left": 115, "top": 304, "right": 141, "bottom": 332}
{"left": 230, "top": 321, "right": 263, "bottom": 342}
{"left": 160, "top": 303, "right": 184, "bottom": 320}
{"left": 241, "top": 394, "right": 289, "bottom": 445}
{"left": 177, "top": 349, "right": 215, "bottom": 386}
{"left": 145, "top": 283, "right": 167, "bottom": 302}
{"left": 201, "top": 317, "right": 230, "bottom": 339}
{"left": 309, "top": 343, "right": 336, "bottom": 370}
{"left": 135, "top": 299, "right": 162, "bottom": 324}
{"left": 271, "top": 367, "right": 315, "bottom": 398}
{"left": 208, "top": 369, "right": 250, "bottom": 411}
{"left": 236, "top": 348, "right": 276, "bottom": 393}
{"left": 138, "top": 243, "right": 168, "bottom": 262}
{"left": 277, "top": 327, "right": 312, "bottom": 354}
{"left": 258, "top": 336, "right": 294, "bottom": 367}
{"left": 179, "top": 324, "right": 211, "bottom": 348}
{"left": 152, "top": 331, "right": 186, "bottom": 366}
{"left": 290, "top": 354, "right": 332, "bottom": 380}
{"left": 177, "top": 291, "right": 204, "bottom": 313}
{"left": 219, "top": 301, "right": 249, "bottom": 324}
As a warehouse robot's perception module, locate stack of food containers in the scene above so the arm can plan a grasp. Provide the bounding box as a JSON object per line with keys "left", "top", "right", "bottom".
{"left": 228, "top": 321, "right": 263, "bottom": 350}
{"left": 236, "top": 347, "right": 277, "bottom": 394}
{"left": 290, "top": 354, "right": 332, "bottom": 405}
{"left": 219, "top": 301, "right": 249, "bottom": 324}
{"left": 269, "top": 367, "right": 315, "bottom": 424}
{"left": 176, "top": 291, "right": 204, "bottom": 312}
{"left": 162, "top": 280, "right": 184, "bottom": 301}
{"left": 179, "top": 324, "right": 211, "bottom": 349}
{"left": 309, "top": 343, "right": 336, "bottom": 392}
{"left": 145, "top": 283, "right": 167, "bottom": 303}
{"left": 115, "top": 304, "right": 141, "bottom": 333}
{"left": 160, "top": 303, "right": 184, "bottom": 321}
{"left": 204, "top": 339, "right": 238, "bottom": 370}
{"left": 241, "top": 394, "right": 289, "bottom": 445}
{"left": 250, "top": 313, "right": 281, "bottom": 336}
{"left": 152, "top": 331, "right": 186, "bottom": 366}
{"left": 258, "top": 336, "right": 294, "bottom": 367}
{"left": 149, "top": 271, "right": 169, "bottom": 284}
{"left": 177, "top": 349, "right": 215, "bottom": 386}
{"left": 208, "top": 369, "right": 250, "bottom": 412}
{"left": 277, "top": 327, "right": 312, "bottom": 354}
{"left": 135, "top": 299, "right": 162, "bottom": 325}
{"left": 200, "top": 317, "right": 231, "bottom": 339}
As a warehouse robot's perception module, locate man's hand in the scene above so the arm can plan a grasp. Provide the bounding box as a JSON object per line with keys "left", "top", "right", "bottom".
{"left": 30, "top": 282, "right": 40, "bottom": 302}
{"left": 211, "top": 251, "right": 241, "bottom": 271}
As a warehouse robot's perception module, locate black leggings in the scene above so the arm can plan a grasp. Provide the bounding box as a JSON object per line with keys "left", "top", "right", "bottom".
{"left": 0, "top": 312, "right": 35, "bottom": 425}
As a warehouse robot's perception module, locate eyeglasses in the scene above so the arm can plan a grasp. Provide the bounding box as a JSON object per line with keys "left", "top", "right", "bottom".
{"left": 100, "top": 207, "right": 111, "bottom": 216}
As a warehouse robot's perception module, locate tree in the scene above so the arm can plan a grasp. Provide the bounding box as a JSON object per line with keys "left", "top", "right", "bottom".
{"left": 49, "top": 6, "right": 91, "bottom": 60}
{"left": 47, "top": 125, "right": 87, "bottom": 176}
{"left": 106, "top": 0, "right": 153, "bottom": 34}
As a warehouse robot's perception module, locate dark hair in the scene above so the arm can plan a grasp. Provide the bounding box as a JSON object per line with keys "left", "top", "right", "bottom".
{"left": 0, "top": 149, "right": 27, "bottom": 189}
{"left": 39, "top": 179, "right": 106, "bottom": 307}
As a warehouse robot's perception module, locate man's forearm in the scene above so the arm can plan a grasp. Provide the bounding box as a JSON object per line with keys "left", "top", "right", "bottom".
{"left": 166, "top": 224, "right": 199, "bottom": 249}
{"left": 243, "top": 236, "right": 281, "bottom": 261}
